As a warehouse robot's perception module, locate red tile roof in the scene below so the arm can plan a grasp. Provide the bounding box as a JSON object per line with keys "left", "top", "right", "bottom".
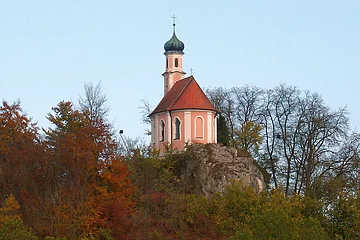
{"left": 149, "top": 76, "right": 218, "bottom": 116}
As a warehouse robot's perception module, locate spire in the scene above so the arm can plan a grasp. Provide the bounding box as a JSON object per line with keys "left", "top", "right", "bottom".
{"left": 172, "top": 15, "right": 177, "bottom": 33}
{"left": 164, "top": 15, "right": 185, "bottom": 54}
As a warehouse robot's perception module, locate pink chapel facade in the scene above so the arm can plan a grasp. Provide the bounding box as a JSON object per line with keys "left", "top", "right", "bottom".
{"left": 149, "top": 23, "right": 218, "bottom": 153}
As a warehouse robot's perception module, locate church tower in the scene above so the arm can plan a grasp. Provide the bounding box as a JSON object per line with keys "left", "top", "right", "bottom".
{"left": 162, "top": 18, "right": 186, "bottom": 95}
{"left": 149, "top": 18, "right": 218, "bottom": 154}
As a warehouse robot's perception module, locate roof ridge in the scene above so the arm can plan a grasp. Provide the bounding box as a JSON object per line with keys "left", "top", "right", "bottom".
{"left": 167, "top": 76, "right": 193, "bottom": 110}
{"left": 149, "top": 75, "right": 218, "bottom": 116}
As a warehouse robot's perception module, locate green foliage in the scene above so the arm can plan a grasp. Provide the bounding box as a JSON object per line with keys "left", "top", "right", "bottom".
{"left": 80, "top": 228, "right": 113, "bottom": 240}
{"left": 324, "top": 192, "right": 360, "bottom": 239}
{"left": 251, "top": 189, "right": 326, "bottom": 239}
{"left": 246, "top": 193, "right": 327, "bottom": 240}
{"left": 127, "top": 150, "right": 335, "bottom": 239}
{"left": 0, "top": 219, "right": 38, "bottom": 240}
{"left": 0, "top": 195, "right": 38, "bottom": 240}
{"left": 44, "top": 237, "right": 66, "bottom": 240}
{"left": 199, "top": 184, "right": 328, "bottom": 239}
{"left": 208, "top": 181, "right": 263, "bottom": 234}
{"left": 217, "top": 114, "right": 230, "bottom": 146}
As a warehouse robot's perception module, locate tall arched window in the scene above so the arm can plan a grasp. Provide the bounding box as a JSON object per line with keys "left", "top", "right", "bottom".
{"left": 175, "top": 58, "right": 179, "bottom": 67}
{"left": 174, "top": 118, "right": 180, "bottom": 140}
{"left": 195, "top": 116, "right": 204, "bottom": 139}
{"left": 160, "top": 120, "right": 165, "bottom": 142}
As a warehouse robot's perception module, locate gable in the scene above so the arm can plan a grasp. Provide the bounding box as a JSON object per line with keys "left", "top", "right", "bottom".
{"left": 149, "top": 76, "right": 218, "bottom": 116}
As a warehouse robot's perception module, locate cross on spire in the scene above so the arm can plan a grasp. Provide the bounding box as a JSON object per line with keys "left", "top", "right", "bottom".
{"left": 172, "top": 15, "right": 177, "bottom": 32}
{"left": 172, "top": 15, "right": 177, "bottom": 25}
{"left": 190, "top": 68, "right": 193, "bottom": 75}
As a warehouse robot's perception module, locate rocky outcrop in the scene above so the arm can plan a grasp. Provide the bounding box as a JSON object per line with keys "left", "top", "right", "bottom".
{"left": 177, "top": 143, "right": 265, "bottom": 196}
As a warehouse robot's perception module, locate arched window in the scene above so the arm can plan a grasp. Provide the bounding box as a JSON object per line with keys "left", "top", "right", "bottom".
{"left": 160, "top": 120, "right": 165, "bottom": 142}
{"left": 166, "top": 59, "right": 168, "bottom": 68}
{"left": 175, "top": 58, "right": 179, "bottom": 67}
{"left": 195, "top": 116, "right": 204, "bottom": 139}
{"left": 174, "top": 118, "right": 180, "bottom": 140}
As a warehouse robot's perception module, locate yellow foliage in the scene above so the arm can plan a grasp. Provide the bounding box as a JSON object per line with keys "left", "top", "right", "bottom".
{"left": 0, "top": 194, "right": 21, "bottom": 226}
{"left": 234, "top": 121, "right": 263, "bottom": 150}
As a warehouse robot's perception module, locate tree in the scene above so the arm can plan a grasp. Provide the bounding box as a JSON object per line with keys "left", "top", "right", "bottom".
{"left": 206, "top": 87, "right": 236, "bottom": 144}
{"left": 0, "top": 101, "right": 42, "bottom": 203}
{"left": 139, "top": 98, "right": 152, "bottom": 136}
{"left": 0, "top": 195, "right": 37, "bottom": 240}
{"left": 207, "top": 86, "right": 264, "bottom": 153}
{"left": 0, "top": 219, "right": 38, "bottom": 240}
{"left": 139, "top": 98, "right": 152, "bottom": 125}
{"left": 333, "top": 132, "right": 360, "bottom": 192}
{"left": 294, "top": 92, "right": 348, "bottom": 195}
{"left": 245, "top": 189, "right": 327, "bottom": 240}
{"left": 231, "top": 86, "right": 263, "bottom": 124}
{"left": 0, "top": 195, "right": 21, "bottom": 226}
{"left": 79, "top": 81, "right": 109, "bottom": 122}
{"left": 118, "top": 135, "right": 149, "bottom": 158}
{"left": 325, "top": 192, "right": 360, "bottom": 239}
{"left": 232, "top": 86, "right": 264, "bottom": 152}
{"left": 217, "top": 114, "right": 230, "bottom": 146}
{"left": 23, "top": 101, "right": 134, "bottom": 239}
{"left": 260, "top": 85, "right": 303, "bottom": 195}
{"left": 233, "top": 121, "right": 262, "bottom": 151}
{"left": 206, "top": 84, "right": 351, "bottom": 196}
{"left": 260, "top": 86, "right": 349, "bottom": 195}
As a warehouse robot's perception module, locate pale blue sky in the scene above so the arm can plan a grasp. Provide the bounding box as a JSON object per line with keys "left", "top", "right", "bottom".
{"left": 1, "top": 1, "right": 359, "bottom": 140}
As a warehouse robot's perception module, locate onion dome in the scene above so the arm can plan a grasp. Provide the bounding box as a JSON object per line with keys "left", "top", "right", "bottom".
{"left": 164, "top": 24, "right": 185, "bottom": 53}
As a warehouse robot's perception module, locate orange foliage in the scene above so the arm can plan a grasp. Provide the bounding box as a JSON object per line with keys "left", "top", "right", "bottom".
{"left": 16, "top": 101, "right": 135, "bottom": 239}
{"left": 0, "top": 101, "right": 41, "bottom": 203}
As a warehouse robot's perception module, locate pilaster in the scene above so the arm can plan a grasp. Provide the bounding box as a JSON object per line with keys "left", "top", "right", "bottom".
{"left": 207, "top": 112, "right": 212, "bottom": 143}
{"left": 184, "top": 111, "right": 191, "bottom": 144}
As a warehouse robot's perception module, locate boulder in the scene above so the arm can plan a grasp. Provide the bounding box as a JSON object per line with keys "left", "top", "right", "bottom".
{"left": 178, "top": 143, "right": 265, "bottom": 196}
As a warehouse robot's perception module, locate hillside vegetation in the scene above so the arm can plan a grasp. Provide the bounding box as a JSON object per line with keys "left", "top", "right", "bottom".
{"left": 0, "top": 83, "right": 359, "bottom": 239}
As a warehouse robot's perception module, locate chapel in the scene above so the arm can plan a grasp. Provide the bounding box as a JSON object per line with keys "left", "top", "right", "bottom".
{"left": 149, "top": 20, "right": 218, "bottom": 153}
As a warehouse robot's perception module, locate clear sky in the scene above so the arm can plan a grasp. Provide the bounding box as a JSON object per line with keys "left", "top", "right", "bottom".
{"left": 1, "top": 1, "right": 359, "bottom": 141}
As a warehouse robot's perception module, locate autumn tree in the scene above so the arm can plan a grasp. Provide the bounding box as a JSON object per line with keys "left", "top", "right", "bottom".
{"left": 0, "top": 195, "right": 21, "bottom": 226}
{"left": 0, "top": 195, "right": 37, "bottom": 240}
{"left": 233, "top": 121, "right": 262, "bottom": 151}
{"left": 0, "top": 101, "right": 42, "bottom": 204}
{"left": 21, "top": 101, "right": 134, "bottom": 239}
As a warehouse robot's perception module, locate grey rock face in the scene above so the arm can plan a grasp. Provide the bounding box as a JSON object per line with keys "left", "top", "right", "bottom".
{"left": 179, "top": 143, "right": 265, "bottom": 196}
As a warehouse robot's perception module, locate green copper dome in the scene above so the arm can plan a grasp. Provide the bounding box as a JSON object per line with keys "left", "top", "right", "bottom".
{"left": 164, "top": 30, "right": 185, "bottom": 53}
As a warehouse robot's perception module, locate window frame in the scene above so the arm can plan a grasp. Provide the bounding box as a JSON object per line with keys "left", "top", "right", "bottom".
{"left": 160, "top": 120, "right": 165, "bottom": 142}
{"left": 174, "top": 117, "right": 181, "bottom": 140}
{"left": 194, "top": 116, "right": 205, "bottom": 140}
